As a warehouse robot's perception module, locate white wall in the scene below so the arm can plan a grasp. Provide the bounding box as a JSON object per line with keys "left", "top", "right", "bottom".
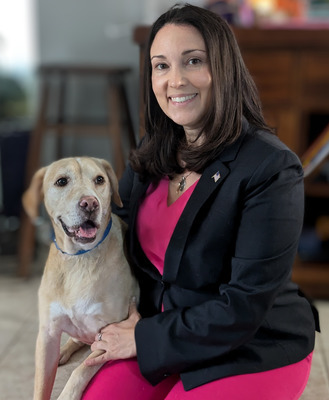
{"left": 36, "top": 0, "right": 144, "bottom": 153}
{"left": 37, "top": 0, "right": 143, "bottom": 65}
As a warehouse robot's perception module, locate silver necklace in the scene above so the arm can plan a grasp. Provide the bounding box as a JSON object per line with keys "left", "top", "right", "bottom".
{"left": 177, "top": 171, "right": 192, "bottom": 193}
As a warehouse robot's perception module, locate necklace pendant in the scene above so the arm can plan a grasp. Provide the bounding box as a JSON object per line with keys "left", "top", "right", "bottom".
{"left": 177, "top": 176, "right": 187, "bottom": 193}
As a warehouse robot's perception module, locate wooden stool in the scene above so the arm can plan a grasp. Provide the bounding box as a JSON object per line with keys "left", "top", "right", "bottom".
{"left": 18, "top": 64, "right": 136, "bottom": 277}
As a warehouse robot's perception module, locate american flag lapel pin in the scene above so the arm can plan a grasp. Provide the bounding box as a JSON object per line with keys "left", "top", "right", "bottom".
{"left": 212, "top": 171, "right": 221, "bottom": 183}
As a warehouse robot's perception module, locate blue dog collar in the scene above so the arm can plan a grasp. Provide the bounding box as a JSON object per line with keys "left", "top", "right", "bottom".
{"left": 53, "top": 217, "right": 113, "bottom": 256}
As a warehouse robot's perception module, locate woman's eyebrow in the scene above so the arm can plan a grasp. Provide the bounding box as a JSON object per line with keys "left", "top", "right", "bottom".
{"left": 151, "top": 54, "right": 166, "bottom": 61}
{"left": 151, "top": 49, "right": 206, "bottom": 61}
{"left": 182, "top": 49, "right": 206, "bottom": 55}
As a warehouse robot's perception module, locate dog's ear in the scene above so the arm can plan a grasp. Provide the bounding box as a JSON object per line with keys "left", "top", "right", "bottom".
{"left": 22, "top": 167, "right": 47, "bottom": 220}
{"left": 100, "top": 160, "right": 123, "bottom": 208}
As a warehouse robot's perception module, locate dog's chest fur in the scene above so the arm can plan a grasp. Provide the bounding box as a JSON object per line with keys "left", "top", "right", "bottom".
{"left": 49, "top": 298, "right": 107, "bottom": 344}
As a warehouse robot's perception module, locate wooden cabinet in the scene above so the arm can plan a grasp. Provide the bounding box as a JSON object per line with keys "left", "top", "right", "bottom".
{"left": 232, "top": 28, "right": 329, "bottom": 158}
{"left": 242, "top": 49, "right": 303, "bottom": 152}
{"left": 133, "top": 26, "right": 329, "bottom": 298}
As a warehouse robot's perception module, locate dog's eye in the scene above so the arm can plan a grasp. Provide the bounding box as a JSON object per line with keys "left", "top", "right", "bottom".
{"left": 55, "top": 177, "right": 68, "bottom": 187}
{"left": 95, "top": 176, "right": 105, "bottom": 185}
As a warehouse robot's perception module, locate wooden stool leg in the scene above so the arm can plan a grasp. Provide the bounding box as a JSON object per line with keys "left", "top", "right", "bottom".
{"left": 56, "top": 71, "right": 67, "bottom": 159}
{"left": 17, "top": 77, "right": 49, "bottom": 277}
{"left": 119, "top": 82, "right": 136, "bottom": 149}
{"left": 17, "top": 215, "right": 36, "bottom": 278}
{"left": 108, "top": 82, "right": 126, "bottom": 179}
{"left": 25, "top": 78, "right": 49, "bottom": 183}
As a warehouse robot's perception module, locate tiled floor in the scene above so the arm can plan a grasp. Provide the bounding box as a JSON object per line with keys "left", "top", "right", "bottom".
{"left": 1, "top": 253, "right": 329, "bottom": 399}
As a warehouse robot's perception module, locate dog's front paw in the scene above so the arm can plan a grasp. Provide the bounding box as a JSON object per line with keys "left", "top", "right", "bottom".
{"left": 59, "top": 338, "right": 85, "bottom": 365}
{"left": 59, "top": 344, "right": 74, "bottom": 365}
{"left": 58, "top": 350, "right": 70, "bottom": 366}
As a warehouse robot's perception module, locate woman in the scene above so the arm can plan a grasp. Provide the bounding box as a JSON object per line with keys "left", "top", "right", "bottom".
{"left": 82, "top": 4, "right": 317, "bottom": 399}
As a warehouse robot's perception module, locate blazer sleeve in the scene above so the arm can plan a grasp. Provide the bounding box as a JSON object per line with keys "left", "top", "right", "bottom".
{"left": 134, "top": 149, "right": 306, "bottom": 385}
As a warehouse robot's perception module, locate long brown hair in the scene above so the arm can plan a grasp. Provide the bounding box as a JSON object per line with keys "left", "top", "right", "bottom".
{"left": 130, "top": 3, "right": 272, "bottom": 181}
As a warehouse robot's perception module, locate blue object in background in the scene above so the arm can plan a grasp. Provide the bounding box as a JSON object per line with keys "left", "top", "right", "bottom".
{"left": 0, "top": 129, "right": 30, "bottom": 217}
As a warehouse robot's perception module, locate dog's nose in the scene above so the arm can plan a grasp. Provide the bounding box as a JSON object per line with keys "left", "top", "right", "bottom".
{"left": 79, "top": 196, "right": 99, "bottom": 213}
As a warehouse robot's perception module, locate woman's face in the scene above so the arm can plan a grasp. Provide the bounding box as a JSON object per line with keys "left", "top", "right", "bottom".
{"left": 150, "top": 24, "right": 212, "bottom": 140}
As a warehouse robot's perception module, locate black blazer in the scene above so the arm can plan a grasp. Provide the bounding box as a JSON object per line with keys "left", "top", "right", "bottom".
{"left": 113, "top": 120, "right": 316, "bottom": 391}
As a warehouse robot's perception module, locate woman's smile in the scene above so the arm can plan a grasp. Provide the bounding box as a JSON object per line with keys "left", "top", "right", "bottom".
{"left": 169, "top": 93, "right": 198, "bottom": 104}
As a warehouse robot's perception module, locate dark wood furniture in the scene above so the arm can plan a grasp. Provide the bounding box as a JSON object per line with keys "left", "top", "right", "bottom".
{"left": 133, "top": 26, "right": 329, "bottom": 298}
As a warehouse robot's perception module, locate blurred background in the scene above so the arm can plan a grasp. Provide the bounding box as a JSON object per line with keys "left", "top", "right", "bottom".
{"left": 0, "top": 0, "right": 329, "bottom": 286}
{"left": 1, "top": 2, "right": 329, "bottom": 398}
{"left": 0, "top": 0, "right": 209, "bottom": 265}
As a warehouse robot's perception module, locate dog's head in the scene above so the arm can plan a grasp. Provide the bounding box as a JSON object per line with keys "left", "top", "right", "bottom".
{"left": 22, "top": 157, "right": 122, "bottom": 250}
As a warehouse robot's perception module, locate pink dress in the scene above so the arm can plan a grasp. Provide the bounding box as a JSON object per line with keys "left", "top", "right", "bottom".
{"left": 136, "top": 177, "right": 198, "bottom": 275}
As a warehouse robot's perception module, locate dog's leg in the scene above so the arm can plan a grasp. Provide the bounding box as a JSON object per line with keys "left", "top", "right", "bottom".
{"left": 59, "top": 337, "right": 86, "bottom": 365}
{"left": 34, "top": 330, "right": 61, "bottom": 400}
{"left": 57, "top": 350, "right": 105, "bottom": 400}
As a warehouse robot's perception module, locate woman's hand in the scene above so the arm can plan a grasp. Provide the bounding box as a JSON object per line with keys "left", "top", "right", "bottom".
{"left": 84, "top": 297, "right": 141, "bottom": 367}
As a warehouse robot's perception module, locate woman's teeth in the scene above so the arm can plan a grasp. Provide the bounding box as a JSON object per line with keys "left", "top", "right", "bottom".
{"left": 171, "top": 94, "right": 197, "bottom": 103}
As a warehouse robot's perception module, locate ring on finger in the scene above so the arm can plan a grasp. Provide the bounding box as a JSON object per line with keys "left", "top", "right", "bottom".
{"left": 97, "top": 332, "right": 102, "bottom": 341}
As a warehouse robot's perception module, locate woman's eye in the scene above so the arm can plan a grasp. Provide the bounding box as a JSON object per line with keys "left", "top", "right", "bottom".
{"left": 55, "top": 177, "right": 68, "bottom": 187}
{"left": 95, "top": 175, "right": 105, "bottom": 185}
{"left": 188, "top": 58, "right": 202, "bottom": 66}
{"left": 154, "top": 63, "right": 168, "bottom": 70}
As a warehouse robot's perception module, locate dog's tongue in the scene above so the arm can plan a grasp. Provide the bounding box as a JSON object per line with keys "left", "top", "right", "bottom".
{"left": 77, "top": 221, "right": 97, "bottom": 238}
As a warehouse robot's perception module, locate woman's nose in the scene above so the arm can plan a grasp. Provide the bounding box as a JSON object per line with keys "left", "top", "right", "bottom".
{"left": 169, "top": 66, "right": 186, "bottom": 88}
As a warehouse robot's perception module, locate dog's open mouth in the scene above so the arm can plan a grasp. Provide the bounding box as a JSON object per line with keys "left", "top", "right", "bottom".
{"left": 59, "top": 218, "right": 99, "bottom": 243}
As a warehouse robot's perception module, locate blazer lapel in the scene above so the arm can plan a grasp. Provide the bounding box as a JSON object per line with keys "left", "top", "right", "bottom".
{"left": 163, "top": 160, "right": 229, "bottom": 283}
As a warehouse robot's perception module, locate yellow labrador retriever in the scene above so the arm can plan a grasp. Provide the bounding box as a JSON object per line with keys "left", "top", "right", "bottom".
{"left": 23, "top": 157, "right": 139, "bottom": 400}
